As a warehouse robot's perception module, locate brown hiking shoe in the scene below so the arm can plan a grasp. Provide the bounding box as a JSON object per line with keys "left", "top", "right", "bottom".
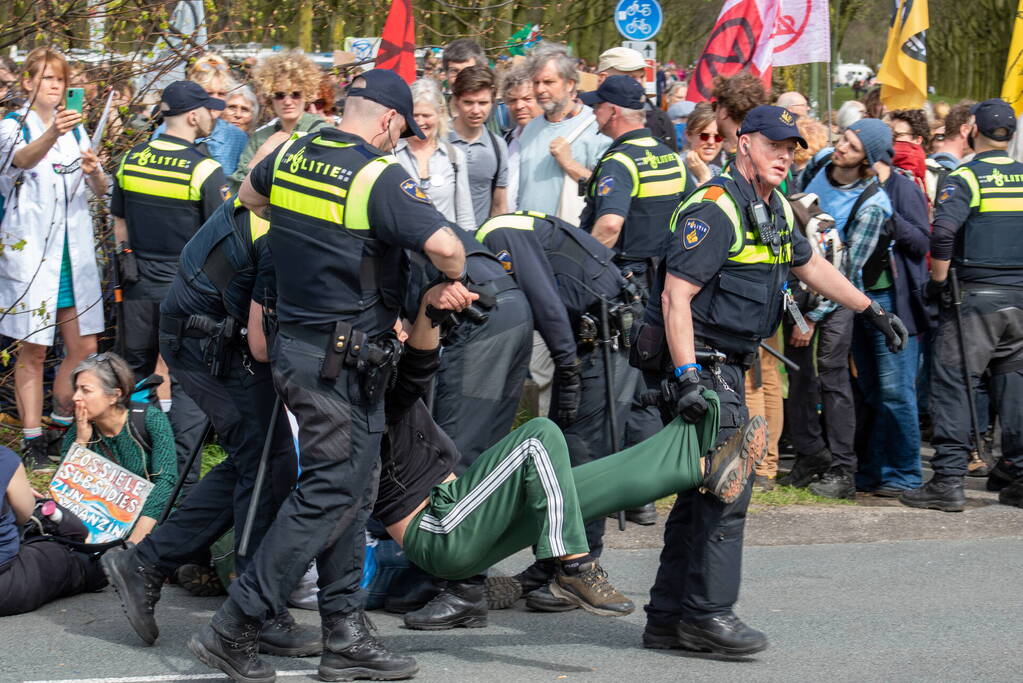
{"left": 548, "top": 561, "right": 634, "bottom": 617}
{"left": 703, "top": 415, "right": 768, "bottom": 504}
{"left": 967, "top": 450, "right": 991, "bottom": 477}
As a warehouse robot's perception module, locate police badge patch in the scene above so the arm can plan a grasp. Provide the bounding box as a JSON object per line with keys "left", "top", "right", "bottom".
{"left": 682, "top": 218, "right": 710, "bottom": 250}
{"left": 219, "top": 184, "right": 232, "bottom": 201}
{"left": 597, "top": 176, "right": 615, "bottom": 196}
{"left": 937, "top": 184, "right": 955, "bottom": 204}
{"left": 496, "top": 249, "right": 513, "bottom": 272}
{"left": 400, "top": 179, "right": 430, "bottom": 203}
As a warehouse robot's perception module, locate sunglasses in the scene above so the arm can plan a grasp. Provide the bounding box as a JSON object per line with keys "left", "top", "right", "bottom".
{"left": 273, "top": 91, "right": 303, "bottom": 101}
{"left": 697, "top": 132, "right": 724, "bottom": 143}
{"left": 86, "top": 352, "right": 113, "bottom": 363}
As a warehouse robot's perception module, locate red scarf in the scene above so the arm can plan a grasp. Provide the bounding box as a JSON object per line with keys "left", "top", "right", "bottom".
{"left": 892, "top": 141, "right": 928, "bottom": 198}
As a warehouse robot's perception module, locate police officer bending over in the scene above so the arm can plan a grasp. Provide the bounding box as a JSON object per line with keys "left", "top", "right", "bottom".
{"left": 112, "top": 80, "right": 230, "bottom": 493}
{"left": 187, "top": 70, "right": 471, "bottom": 683}
{"left": 478, "top": 210, "right": 642, "bottom": 610}
{"left": 579, "top": 75, "right": 694, "bottom": 526}
{"left": 636, "top": 106, "right": 907, "bottom": 656}
{"left": 903, "top": 99, "right": 1023, "bottom": 512}
{"left": 103, "top": 197, "right": 311, "bottom": 655}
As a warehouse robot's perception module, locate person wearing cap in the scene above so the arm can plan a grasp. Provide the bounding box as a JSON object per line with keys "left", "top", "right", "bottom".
{"left": 781, "top": 119, "right": 898, "bottom": 496}
{"left": 575, "top": 75, "right": 692, "bottom": 530}
{"left": 185, "top": 69, "right": 469, "bottom": 683}
{"left": 637, "top": 105, "right": 907, "bottom": 656}
{"left": 111, "top": 80, "right": 230, "bottom": 492}
{"left": 903, "top": 98, "right": 1023, "bottom": 512}
{"left": 595, "top": 46, "right": 677, "bottom": 150}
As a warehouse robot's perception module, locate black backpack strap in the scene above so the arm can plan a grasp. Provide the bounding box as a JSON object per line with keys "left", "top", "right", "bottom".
{"left": 487, "top": 129, "right": 503, "bottom": 195}
{"left": 843, "top": 180, "right": 882, "bottom": 236}
{"left": 127, "top": 401, "right": 153, "bottom": 452}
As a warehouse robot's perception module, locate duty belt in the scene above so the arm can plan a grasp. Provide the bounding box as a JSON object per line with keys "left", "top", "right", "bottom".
{"left": 278, "top": 321, "right": 401, "bottom": 399}
{"left": 693, "top": 337, "right": 756, "bottom": 368}
{"left": 160, "top": 313, "right": 223, "bottom": 341}
{"left": 160, "top": 313, "right": 240, "bottom": 377}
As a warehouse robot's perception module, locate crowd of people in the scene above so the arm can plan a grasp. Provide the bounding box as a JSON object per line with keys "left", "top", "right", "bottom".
{"left": 0, "top": 34, "right": 1021, "bottom": 683}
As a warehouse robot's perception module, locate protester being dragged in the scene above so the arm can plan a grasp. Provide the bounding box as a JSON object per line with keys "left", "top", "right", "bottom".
{"left": 0, "top": 47, "right": 108, "bottom": 474}
{"left": 229, "top": 50, "right": 328, "bottom": 191}
{"left": 395, "top": 78, "right": 475, "bottom": 230}
{"left": 501, "top": 65, "right": 542, "bottom": 212}
{"left": 449, "top": 66, "right": 509, "bottom": 226}
{"left": 0, "top": 445, "right": 108, "bottom": 616}
{"left": 683, "top": 102, "right": 723, "bottom": 185}
{"left": 58, "top": 352, "right": 177, "bottom": 544}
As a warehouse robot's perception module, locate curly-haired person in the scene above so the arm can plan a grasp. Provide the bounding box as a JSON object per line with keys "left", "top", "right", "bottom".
{"left": 229, "top": 50, "right": 329, "bottom": 191}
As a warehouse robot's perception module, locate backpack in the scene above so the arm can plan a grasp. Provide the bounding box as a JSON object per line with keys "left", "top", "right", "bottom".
{"left": 787, "top": 192, "right": 845, "bottom": 309}
{"left": 0, "top": 111, "right": 83, "bottom": 222}
{"left": 126, "top": 373, "right": 163, "bottom": 452}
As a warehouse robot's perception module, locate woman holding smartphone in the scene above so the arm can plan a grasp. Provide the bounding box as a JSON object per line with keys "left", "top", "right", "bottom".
{"left": 0, "top": 47, "right": 108, "bottom": 474}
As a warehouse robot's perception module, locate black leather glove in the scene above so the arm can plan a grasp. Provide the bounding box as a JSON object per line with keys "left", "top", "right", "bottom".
{"left": 861, "top": 300, "right": 910, "bottom": 353}
{"left": 924, "top": 278, "right": 953, "bottom": 310}
{"left": 554, "top": 362, "right": 582, "bottom": 426}
{"left": 672, "top": 367, "right": 707, "bottom": 423}
{"left": 116, "top": 241, "right": 138, "bottom": 286}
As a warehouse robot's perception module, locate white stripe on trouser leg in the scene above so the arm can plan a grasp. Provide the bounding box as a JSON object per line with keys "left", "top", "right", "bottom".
{"left": 418, "top": 437, "right": 568, "bottom": 558}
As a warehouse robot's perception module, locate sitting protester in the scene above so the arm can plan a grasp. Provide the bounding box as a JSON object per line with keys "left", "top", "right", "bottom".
{"left": 0, "top": 446, "right": 107, "bottom": 616}
{"left": 59, "top": 353, "right": 177, "bottom": 545}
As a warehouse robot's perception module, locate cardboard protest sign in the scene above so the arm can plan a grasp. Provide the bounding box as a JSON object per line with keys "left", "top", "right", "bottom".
{"left": 48, "top": 443, "right": 154, "bottom": 543}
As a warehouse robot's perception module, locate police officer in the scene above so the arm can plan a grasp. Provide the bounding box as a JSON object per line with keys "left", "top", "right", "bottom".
{"left": 579, "top": 75, "right": 694, "bottom": 526}
{"left": 102, "top": 196, "right": 316, "bottom": 653}
{"left": 477, "top": 210, "right": 640, "bottom": 609}
{"left": 187, "top": 70, "right": 470, "bottom": 683}
{"left": 902, "top": 98, "right": 1023, "bottom": 512}
{"left": 636, "top": 106, "right": 907, "bottom": 655}
{"left": 112, "top": 80, "right": 230, "bottom": 494}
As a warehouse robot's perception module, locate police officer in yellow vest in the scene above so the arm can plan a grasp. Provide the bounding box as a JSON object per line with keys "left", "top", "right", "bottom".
{"left": 187, "top": 69, "right": 470, "bottom": 683}
{"left": 636, "top": 106, "right": 908, "bottom": 656}
{"left": 903, "top": 98, "right": 1023, "bottom": 512}
{"left": 112, "top": 81, "right": 230, "bottom": 493}
{"left": 578, "top": 75, "right": 694, "bottom": 527}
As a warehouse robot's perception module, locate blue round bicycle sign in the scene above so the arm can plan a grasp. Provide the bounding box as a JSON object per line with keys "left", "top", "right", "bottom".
{"left": 614, "top": 0, "right": 662, "bottom": 41}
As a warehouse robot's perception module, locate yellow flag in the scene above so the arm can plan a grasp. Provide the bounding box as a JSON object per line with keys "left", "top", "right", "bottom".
{"left": 1003, "top": 0, "right": 1023, "bottom": 115}
{"left": 877, "top": 0, "right": 929, "bottom": 110}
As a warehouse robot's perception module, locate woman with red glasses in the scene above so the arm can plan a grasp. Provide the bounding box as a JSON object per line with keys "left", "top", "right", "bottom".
{"left": 229, "top": 50, "right": 328, "bottom": 192}
{"left": 684, "top": 102, "right": 724, "bottom": 186}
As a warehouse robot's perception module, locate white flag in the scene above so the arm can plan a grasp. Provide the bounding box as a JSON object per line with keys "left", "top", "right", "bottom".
{"left": 772, "top": 0, "right": 831, "bottom": 66}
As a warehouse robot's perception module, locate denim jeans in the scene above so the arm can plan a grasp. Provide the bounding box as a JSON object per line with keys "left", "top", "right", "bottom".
{"left": 852, "top": 289, "right": 922, "bottom": 490}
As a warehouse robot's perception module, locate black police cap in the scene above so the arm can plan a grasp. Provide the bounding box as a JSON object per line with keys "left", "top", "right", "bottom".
{"left": 737, "top": 105, "right": 808, "bottom": 148}
{"left": 971, "top": 98, "right": 1016, "bottom": 142}
{"left": 580, "top": 75, "right": 646, "bottom": 111}
{"left": 160, "top": 80, "right": 226, "bottom": 117}
{"left": 347, "top": 69, "right": 425, "bottom": 139}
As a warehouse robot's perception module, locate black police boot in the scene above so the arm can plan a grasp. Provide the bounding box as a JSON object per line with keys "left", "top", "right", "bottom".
{"left": 998, "top": 479, "right": 1023, "bottom": 508}
{"left": 899, "top": 475, "right": 966, "bottom": 512}
{"left": 483, "top": 574, "right": 523, "bottom": 610}
{"left": 402, "top": 580, "right": 488, "bottom": 630}
{"left": 625, "top": 502, "right": 658, "bottom": 525}
{"left": 642, "top": 620, "right": 684, "bottom": 650}
{"left": 188, "top": 599, "right": 274, "bottom": 683}
{"left": 258, "top": 609, "right": 323, "bottom": 657}
{"left": 101, "top": 544, "right": 166, "bottom": 645}
{"left": 22, "top": 437, "right": 55, "bottom": 475}
{"left": 383, "top": 573, "right": 445, "bottom": 615}
{"left": 511, "top": 559, "right": 556, "bottom": 594}
{"left": 809, "top": 467, "right": 856, "bottom": 499}
{"left": 986, "top": 459, "right": 1019, "bottom": 492}
{"left": 319, "top": 610, "right": 418, "bottom": 682}
{"left": 778, "top": 447, "right": 831, "bottom": 488}
{"left": 677, "top": 613, "right": 768, "bottom": 656}
{"left": 524, "top": 584, "right": 577, "bottom": 612}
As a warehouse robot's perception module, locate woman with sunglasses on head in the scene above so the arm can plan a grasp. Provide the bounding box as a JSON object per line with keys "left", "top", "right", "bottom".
{"left": 228, "top": 50, "right": 328, "bottom": 192}
{"left": 683, "top": 102, "right": 724, "bottom": 186}
{"left": 0, "top": 47, "right": 108, "bottom": 474}
{"left": 57, "top": 352, "right": 177, "bottom": 545}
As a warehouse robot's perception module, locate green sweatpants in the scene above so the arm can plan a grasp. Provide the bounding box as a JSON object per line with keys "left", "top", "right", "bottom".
{"left": 403, "top": 392, "right": 721, "bottom": 580}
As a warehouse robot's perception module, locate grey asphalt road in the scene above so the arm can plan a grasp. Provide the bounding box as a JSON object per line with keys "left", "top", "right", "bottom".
{"left": 4, "top": 536, "right": 1022, "bottom": 683}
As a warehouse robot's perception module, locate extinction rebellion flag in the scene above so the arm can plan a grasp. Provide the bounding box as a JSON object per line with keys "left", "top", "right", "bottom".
{"left": 877, "top": 0, "right": 929, "bottom": 109}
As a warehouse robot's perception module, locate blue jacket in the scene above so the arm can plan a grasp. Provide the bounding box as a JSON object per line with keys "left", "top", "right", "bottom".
{"left": 881, "top": 170, "right": 932, "bottom": 336}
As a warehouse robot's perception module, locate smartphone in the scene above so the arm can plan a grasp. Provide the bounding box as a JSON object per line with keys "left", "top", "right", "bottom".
{"left": 64, "top": 87, "right": 85, "bottom": 113}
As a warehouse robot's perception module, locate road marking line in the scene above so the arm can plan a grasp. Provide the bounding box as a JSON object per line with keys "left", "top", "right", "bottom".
{"left": 25, "top": 670, "right": 318, "bottom": 683}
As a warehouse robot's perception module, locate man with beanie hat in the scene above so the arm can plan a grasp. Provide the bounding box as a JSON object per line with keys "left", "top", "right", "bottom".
{"left": 780, "top": 118, "right": 894, "bottom": 494}
{"left": 904, "top": 98, "right": 1023, "bottom": 512}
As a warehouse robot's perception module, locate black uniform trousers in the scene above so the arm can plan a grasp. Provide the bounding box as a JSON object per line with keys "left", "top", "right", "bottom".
{"left": 930, "top": 286, "right": 1023, "bottom": 477}
{"left": 551, "top": 342, "right": 636, "bottom": 558}
{"left": 645, "top": 361, "right": 753, "bottom": 623}
{"left": 782, "top": 307, "right": 857, "bottom": 470}
{"left": 134, "top": 336, "right": 295, "bottom": 578}
{"left": 0, "top": 508, "right": 104, "bottom": 616}
{"left": 119, "top": 296, "right": 208, "bottom": 496}
{"left": 434, "top": 289, "right": 533, "bottom": 474}
{"left": 228, "top": 331, "right": 382, "bottom": 621}
{"left": 622, "top": 262, "right": 663, "bottom": 450}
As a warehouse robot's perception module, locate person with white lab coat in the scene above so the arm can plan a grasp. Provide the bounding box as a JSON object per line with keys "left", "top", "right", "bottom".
{"left": 0, "top": 47, "right": 108, "bottom": 473}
